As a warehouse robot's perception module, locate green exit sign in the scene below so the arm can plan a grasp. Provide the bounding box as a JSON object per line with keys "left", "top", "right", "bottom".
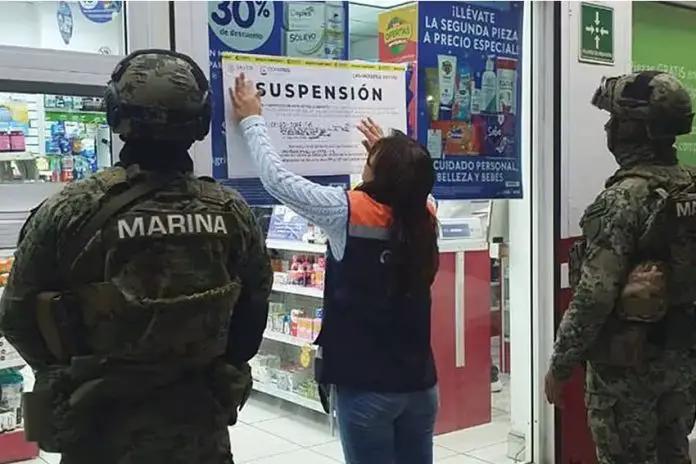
{"left": 579, "top": 2, "right": 614, "bottom": 65}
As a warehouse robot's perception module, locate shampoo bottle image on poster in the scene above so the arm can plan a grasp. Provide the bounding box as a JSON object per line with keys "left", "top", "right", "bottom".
{"left": 496, "top": 57, "right": 518, "bottom": 114}
{"left": 480, "top": 55, "right": 498, "bottom": 113}
{"left": 470, "top": 80, "right": 481, "bottom": 115}
{"left": 437, "top": 55, "right": 457, "bottom": 117}
{"left": 455, "top": 62, "right": 472, "bottom": 122}
{"left": 424, "top": 68, "right": 440, "bottom": 122}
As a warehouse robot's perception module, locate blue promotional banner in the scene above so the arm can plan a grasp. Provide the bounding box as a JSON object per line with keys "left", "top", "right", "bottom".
{"left": 417, "top": 1, "right": 524, "bottom": 200}
{"left": 207, "top": 1, "right": 350, "bottom": 205}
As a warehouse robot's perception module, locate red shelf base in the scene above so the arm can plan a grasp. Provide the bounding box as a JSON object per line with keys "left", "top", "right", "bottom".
{"left": 0, "top": 430, "right": 39, "bottom": 464}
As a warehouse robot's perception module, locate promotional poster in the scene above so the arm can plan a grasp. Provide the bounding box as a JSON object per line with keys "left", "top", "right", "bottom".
{"left": 378, "top": 5, "right": 418, "bottom": 137}
{"left": 223, "top": 53, "right": 407, "bottom": 178}
{"left": 378, "top": 4, "right": 417, "bottom": 64}
{"left": 417, "top": 1, "right": 524, "bottom": 200}
{"left": 207, "top": 1, "right": 349, "bottom": 182}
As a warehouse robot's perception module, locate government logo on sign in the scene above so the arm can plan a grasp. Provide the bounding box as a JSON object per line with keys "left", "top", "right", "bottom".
{"left": 579, "top": 2, "right": 614, "bottom": 65}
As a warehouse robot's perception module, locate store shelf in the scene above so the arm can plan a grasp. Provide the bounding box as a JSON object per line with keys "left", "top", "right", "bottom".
{"left": 266, "top": 239, "right": 326, "bottom": 254}
{"left": 253, "top": 381, "right": 324, "bottom": 413}
{"left": 0, "top": 428, "right": 38, "bottom": 463}
{"left": 264, "top": 330, "right": 317, "bottom": 349}
{"left": 272, "top": 283, "right": 323, "bottom": 298}
{"left": 0, "top": 152, "right": 35, "bottom": 162}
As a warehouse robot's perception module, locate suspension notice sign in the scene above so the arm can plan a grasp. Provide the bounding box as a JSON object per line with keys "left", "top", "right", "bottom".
{"left": 579, "top": 2, "right": 614, "bottom": 65}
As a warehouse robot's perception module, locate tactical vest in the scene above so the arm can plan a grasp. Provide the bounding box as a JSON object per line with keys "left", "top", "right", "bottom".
{"left": 569, "top": 165, "right": 696, "bottom": 365}
{"left": 26, "top": 166, "right": 249, "bottom": 451}
{"left": 69, "top": 166, "right": 242, "bottom": 363}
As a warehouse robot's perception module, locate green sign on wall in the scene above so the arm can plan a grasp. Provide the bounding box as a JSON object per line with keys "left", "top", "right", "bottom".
{"left": 633, "top": 2, "right": 696, "bottom": 165}
{"left": 579, "top": 2, "right": 614, "bottom": 65}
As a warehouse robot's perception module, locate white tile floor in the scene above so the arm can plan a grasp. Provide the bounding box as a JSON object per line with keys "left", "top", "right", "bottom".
{"left": 18, "top": 377, "right": 519, "bottom": 464}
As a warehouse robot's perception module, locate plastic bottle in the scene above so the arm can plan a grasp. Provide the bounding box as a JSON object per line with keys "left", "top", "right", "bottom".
{"left": 480, "top": 55, "right": 498, "bottom": 113}
{"left": 455, "top": 63, "right": 472, "bottom": 122}
{"left": 496, "top": 57, "right": 518, "bottom": 114}
{"left": 0, "top": 368, "right": 23, "bottom": 432}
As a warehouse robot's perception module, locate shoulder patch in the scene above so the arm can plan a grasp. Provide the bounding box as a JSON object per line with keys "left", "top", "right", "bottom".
{"left": 198, "top": 178, "right": 227, "bottom": 206}
{"left": 581, "top": 197, "right": 609, "bottom": 244}
{"left": 581, "top": 188, "right": 631, "bottom": 242}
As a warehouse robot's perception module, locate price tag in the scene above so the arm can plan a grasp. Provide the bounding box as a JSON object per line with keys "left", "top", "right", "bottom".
{"left": 299, "top": 345, "right": 312, "bottom": 368}
{"left": 208, "top": 1, "right": 276, "bottom": 52}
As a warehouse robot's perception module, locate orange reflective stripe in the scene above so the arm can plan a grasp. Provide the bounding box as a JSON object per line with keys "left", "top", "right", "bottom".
{"left": 348, "top": 191, "right": 392, "bottom": 228}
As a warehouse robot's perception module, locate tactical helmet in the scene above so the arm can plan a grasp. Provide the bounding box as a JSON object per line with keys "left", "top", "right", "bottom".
{"left": 105, "top": 49, "right": 211, "bottom": 142}
{"left": 591, "top": 71, "right": 693, "bottom": 139}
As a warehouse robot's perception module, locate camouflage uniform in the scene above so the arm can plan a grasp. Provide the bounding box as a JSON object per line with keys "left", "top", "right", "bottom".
{"left": 550, "top": 71, "right": 696, "bottom": 463}
{"left": 0, "top": 51, "right": 272, "bottom": 464}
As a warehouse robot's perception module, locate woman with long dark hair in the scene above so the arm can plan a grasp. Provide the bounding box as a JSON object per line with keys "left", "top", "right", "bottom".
{"left": 231, "top": 74, "right": 439, "bottom": 464}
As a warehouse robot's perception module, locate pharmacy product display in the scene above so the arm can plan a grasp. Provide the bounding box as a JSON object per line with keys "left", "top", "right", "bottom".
{"left": 252, "top": 242, "right": 327, "bottom": 413}
{"left": 251, "top": 205, "right": 328, "bottom": 413}
{"left": 0, "top": 92, "right": 111, "bottom": 183}
{"left": 0, "top": 368, "right": 23, "bottom": 433}
{"left": 0, "top": 252, "right": 27, "bottom": 439}
{"left": 0, "top": 254, "right": 23, "bottom": 375}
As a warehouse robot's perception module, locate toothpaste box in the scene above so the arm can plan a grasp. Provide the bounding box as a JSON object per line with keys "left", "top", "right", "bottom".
{"left": 0, "top": 338, "right": 23, "bottom": 370}
{"left": 324, "top": 2, "right": 345, "bottom": 33}
{"left": 284, "top": 28, "right": 327, "bottom": 59}
{"left": 285, "top": 2, "right": 326, "bottom": 31}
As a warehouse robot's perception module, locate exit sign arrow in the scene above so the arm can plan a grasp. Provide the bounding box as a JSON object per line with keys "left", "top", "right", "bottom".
{"left": 579, "top": 2, "right": 614, "bottom": 65}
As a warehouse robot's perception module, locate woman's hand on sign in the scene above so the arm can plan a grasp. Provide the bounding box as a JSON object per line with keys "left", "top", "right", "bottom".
{"left": 357, "top": 118, "right": 384, "bottom": 152}
{"left": 230, "top": 73, "right": 262, "bottom": 121}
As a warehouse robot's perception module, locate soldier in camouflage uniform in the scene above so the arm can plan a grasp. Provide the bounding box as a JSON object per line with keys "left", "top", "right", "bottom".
{"left": 0, "top": 50, "right": 272, "bottom": 463}
{"left": 546, "top": 71, "right": 696, "bottom": 463}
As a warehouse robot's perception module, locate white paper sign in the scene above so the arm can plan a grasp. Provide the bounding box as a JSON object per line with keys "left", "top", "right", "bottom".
{"left": 222, "top": 53, "right": 407, "bottom": 178}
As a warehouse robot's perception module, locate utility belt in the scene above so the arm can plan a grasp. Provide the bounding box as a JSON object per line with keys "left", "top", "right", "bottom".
{"left": 24, "top": 356, "right": 252, "bottom": 452}
{"left": 588, "top": 305, "right": 696, "bottom": 367}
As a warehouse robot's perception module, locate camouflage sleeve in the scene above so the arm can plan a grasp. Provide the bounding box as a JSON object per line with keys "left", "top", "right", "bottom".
{"left": 550, "top": 187, "right": 641, "bottom": 381}
{"left": 0, "top": 200, "right": 62, "bottom": 368}
{"left": 224, "top": 194, "right": 272, "bottom": 366}
{"left": 0, "top": 177, "right": 102, "bottom": 368}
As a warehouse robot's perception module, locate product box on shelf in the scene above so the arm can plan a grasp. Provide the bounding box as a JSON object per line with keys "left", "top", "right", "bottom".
{"left": 271, "top": 255, "right": 325, "bottom": 291}
{"left": 0, "top": 368, "right": 23, "bottom": 432}
{"left": 0, "top": 339, "right": 23, "bottom": 371}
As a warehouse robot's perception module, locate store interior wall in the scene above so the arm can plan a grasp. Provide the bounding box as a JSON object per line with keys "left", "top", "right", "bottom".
{"left": 506, "top": 1, "right": 533, "bottom": 457}
{"left": 560, "top": 1, "right": 631, "bottom": 239}
{"left": 0, "top": 1, "right": 123, "bottom": 55}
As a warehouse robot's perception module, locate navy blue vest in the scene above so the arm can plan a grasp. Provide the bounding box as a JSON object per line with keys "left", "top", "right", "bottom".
{"left": 314, "top": 191, "right": 437, "bottom": 392}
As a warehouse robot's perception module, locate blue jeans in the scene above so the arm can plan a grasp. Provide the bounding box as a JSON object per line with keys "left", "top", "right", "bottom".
{"left": 335, "top": 386, "right": 438, "bottom": 464}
